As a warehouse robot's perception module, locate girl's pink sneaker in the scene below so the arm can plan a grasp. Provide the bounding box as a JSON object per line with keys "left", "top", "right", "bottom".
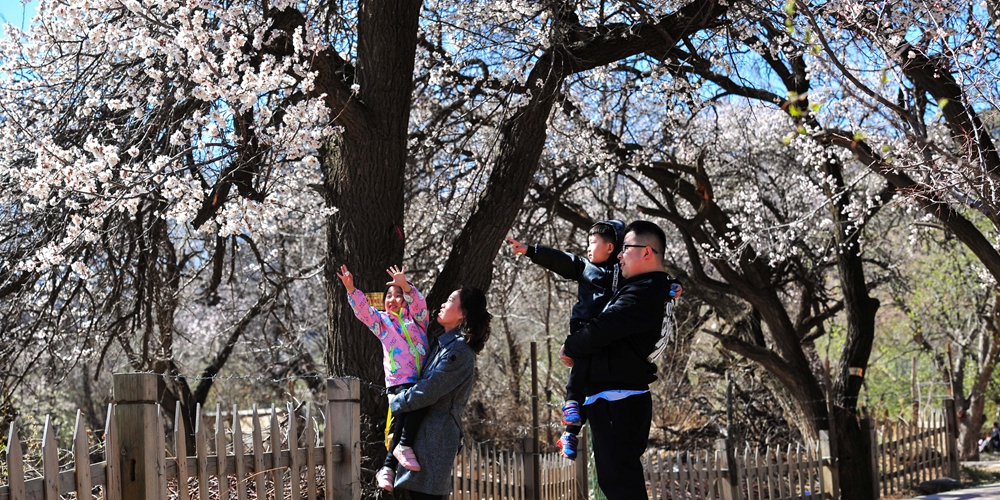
{"left": 376, "top": 466, "right": 395, "bottom": 491}
{"left": 393, "top": 445, "right": 422, "bottom": 471}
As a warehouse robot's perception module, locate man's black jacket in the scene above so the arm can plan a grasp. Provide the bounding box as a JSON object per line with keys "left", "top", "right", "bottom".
{"left": 562, "top": 271, "right": 675, "bottom": 395}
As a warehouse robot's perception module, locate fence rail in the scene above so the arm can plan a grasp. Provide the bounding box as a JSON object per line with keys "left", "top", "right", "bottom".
{"left": 451, "top": 441, "right": 525, "bottom": 500}
{"left": 732, "top": 442, "right": 828, "bottom": 500}
{"left": 538, "top": 451, "right": 576, "bottom": 500}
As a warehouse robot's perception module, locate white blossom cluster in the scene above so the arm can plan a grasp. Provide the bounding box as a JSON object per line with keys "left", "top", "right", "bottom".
{"left": 0, "top": 0, "right": 335, "bottom": 277}
{"left": 809, "top": 0, "right": 1000, "bottom": 233}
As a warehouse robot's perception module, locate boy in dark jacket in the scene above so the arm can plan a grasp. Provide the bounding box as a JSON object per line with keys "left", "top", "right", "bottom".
{"left": 507, "top": 221, "right": 681, "bottom": 459}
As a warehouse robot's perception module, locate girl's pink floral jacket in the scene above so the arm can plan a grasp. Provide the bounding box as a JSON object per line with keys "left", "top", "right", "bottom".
{"left": 346, "top": 285, "right": 429, "bottom": 388}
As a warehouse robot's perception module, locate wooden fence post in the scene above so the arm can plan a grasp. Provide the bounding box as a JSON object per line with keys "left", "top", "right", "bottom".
{"left": 820, "top": 430, "right": 840, "bottom": 499}
{"left": 328, "top": 377, "right": 360, "bottom": 500}
{"left": 715, "top": 438, "right": 738, "bottom": 500}
{"left": 113, "top": 372, "right": 163, "bottom": 500}
{"left": 529, "top": 342, "right": 541, "bottom": 500}
{"left": 863, "top": 416, "right": 880, "bottom": 500}
{"left": 522, "top": 437, "right": 538, "bottom": 500}
{"left": 575, "top": 426, "right": 589, "bottom": 500}
{"left": 943, "top": 399, "right": 960, "bottom": 480}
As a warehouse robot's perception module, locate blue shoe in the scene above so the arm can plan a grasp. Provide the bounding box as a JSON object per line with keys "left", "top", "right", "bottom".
{"left": 559, "top": 432, "right": 578, "bottom": 460}
{"left": 562, "top": 401, "right": 582, "bottom": 426}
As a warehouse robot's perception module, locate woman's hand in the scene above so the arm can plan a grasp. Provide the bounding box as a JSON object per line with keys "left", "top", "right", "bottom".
{"left": 506, "top": 236, "right": 528, "bottom": 255}
{"left": 337, "top": 264, "right": 356, "bottom": 294}
{"left": 386, "top": 265, "right": 412, "bottom": 293}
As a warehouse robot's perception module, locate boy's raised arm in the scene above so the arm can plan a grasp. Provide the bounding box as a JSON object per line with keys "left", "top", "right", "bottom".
{"left": 507, "top": 236, "right": 603, "bottom": 284}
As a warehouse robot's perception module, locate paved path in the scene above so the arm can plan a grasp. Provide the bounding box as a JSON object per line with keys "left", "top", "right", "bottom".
{"left": 906, "top": 483, "right": 1000, "bottom": 499}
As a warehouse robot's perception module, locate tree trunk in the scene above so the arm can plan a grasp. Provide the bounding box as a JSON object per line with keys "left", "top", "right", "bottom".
{"left": 321, "top": 127, "right": 407, "bottom": 474}
{"left": 833, "top": 407, "right": 875, "bottom": 500}
{"left": 959, "top": 394, "right": 986, "bottom": 460}
{"left": 320, "top": 0, "right": 424, "bottom": 477}
{"left": 824, "top": 155, "right": 880, "bottom": 500}
{"left": 426, "top": 52, "right": 567, "bottom": 308}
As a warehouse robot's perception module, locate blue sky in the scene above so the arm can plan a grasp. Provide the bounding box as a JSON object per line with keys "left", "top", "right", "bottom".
{"left": 0, "top": 1, "right": 37, "bottom": 37}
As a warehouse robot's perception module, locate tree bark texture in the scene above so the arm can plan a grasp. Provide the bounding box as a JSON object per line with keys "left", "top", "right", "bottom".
{"left": 319, "top": 0, "right": 424, "bottom": 476}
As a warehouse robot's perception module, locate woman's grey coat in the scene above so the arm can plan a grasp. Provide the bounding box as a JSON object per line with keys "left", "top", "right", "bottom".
{"left": 389, "top": 329, "right": 475, "bottom": 496}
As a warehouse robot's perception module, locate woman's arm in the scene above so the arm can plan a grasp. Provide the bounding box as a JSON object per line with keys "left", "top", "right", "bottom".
{"left": 390, "top": 346, "right": 474, "bottom": 413}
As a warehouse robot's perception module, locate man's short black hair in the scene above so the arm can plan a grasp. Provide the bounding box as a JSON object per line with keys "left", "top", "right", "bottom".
{"left": 588, "top": 222, "right": 617, "bottom": 245}
{"left": 624, "top": 220, "right": 666, "bottom": 256}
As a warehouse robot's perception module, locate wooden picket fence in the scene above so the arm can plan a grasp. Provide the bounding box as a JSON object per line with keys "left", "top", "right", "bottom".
{"left": 875, "top": 406, "right": 959, "bottom": 498}
{"left": 449, "top": 442, "right": 576, "bottom": 500}
{"left": 537, "top": 451, "right": 576, "bottom": 500}
{"left": 0, "top": 374, "right": 361, "bottom": 500}
{"left": 451, "top": 441, "right": 526, "bottom": 499}
{"left": 637, "top": 402, "right": 960, "bottom": 500}
{"left": 0, "top": 371, "right": 963, "bottom": 500}
{"left": 642, "top": 436, "right": 832, "bottom": 500}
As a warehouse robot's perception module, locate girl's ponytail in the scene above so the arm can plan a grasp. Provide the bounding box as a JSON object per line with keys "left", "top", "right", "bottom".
{"left": 459, "top": 286, "right": 492, "bottom": 354}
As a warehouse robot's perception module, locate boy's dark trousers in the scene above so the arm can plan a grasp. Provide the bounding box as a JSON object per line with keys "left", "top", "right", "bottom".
{"left": 384, "top": 384, "right": 429, "bottom": 470}
{"left": 587, "top": 392, "right": 652, "bottom": 500}
{"left": 564, "top": 357, "right": 590, "bottom": 434}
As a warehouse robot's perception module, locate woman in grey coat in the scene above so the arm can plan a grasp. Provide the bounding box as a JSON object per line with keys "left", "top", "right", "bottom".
{"left": 389, "top": 285, "right": 492, "bottom": 500}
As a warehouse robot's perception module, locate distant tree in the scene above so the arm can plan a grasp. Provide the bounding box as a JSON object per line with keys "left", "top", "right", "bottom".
{"left": 888, "top": 229, "right": 1000, "bottom": 459}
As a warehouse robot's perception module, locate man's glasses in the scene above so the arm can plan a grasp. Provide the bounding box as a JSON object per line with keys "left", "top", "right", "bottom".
{"left": 621, "top": 244, "right": 659, "bottom": 255}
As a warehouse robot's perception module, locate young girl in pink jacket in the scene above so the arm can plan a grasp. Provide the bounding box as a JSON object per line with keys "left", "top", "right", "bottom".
{"left": 337, "top": 264, "right": 429, "bottom": 491}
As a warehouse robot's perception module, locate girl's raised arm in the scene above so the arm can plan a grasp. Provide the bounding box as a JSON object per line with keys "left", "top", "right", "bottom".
{"left": 336, "top": 264, "right": 356, "bottom": 294}
{"left": 341, "top": 265, "right": 384, "bottom": 335}
{"left": 404, "top": 284, "right": 429, "bottom": 331}
{"left": 386, "top": 265, "right": 429, "bottom": 329}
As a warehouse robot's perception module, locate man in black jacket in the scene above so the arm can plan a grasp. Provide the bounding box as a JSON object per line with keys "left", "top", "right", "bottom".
{"left": 562, "top": 220, "right": 677, "bottom": 500}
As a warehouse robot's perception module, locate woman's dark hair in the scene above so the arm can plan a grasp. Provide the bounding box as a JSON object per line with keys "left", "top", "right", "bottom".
{"left": 459, "top": 285, "right": 492, "bottom": 354}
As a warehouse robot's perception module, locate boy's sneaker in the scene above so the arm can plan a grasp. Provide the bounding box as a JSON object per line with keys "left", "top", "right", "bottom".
{"left": 393, "top": 444, "right": 422, "bottom": 471}
{"left": 562, "top": 401, "right": 582, "bottom": 426}
{"left": 559, "top": 432, "right": 578, "bottom": 460}
{"left": 376, "top": 466, "right": 395, "bottom": 492}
